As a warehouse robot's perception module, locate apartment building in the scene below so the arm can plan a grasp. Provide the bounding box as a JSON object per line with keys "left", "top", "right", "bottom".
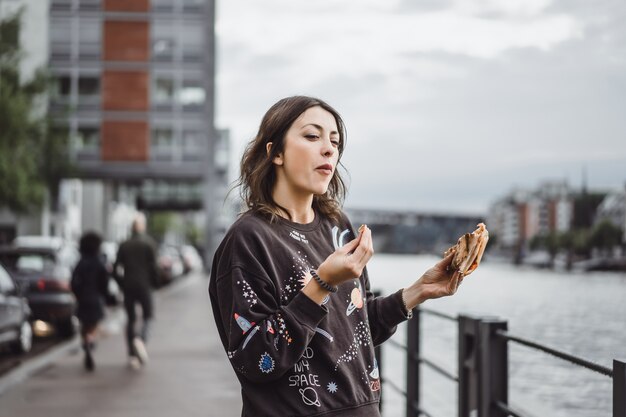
{"left": 488, "top": 181, "right": 574, "bottom": 250}
{"left": 595, "top": 184, "right": 626, "bottom": 243}
{"left": 47, "top": 0, "right": 224, "bottom": 249}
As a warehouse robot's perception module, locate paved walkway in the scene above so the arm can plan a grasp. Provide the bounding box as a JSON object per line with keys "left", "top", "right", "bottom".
{"left": 0, "top": 273, "right": 242, "bottom": 417}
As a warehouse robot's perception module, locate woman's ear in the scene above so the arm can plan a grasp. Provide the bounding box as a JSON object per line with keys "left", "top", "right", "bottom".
{"left": 266, "top": 142, "right": 284, "bottom": 166}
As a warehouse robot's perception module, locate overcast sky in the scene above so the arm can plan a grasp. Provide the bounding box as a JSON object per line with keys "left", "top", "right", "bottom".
{"left": 215, "top": 0, "right": 626, "bottom": 216}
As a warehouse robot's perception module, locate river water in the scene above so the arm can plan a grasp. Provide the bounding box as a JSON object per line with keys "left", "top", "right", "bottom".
{"left": 367, "top": 254, "right": 626, "bottom": 417}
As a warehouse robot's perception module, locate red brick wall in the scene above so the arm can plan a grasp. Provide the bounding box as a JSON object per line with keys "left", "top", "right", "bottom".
{"left": 101, "top": 120, "right": 149, "bottom": 161}
{"left": 101, "top": 0, "right": 151, "bottom": 162}
{"left": 548, "top": 200, "right": 557, "bottom": 232}
{"left": 102, "top": 71, "right": 148, "bottom": 111}
{"left": 518, "top": 203, "right": 529, "bottom": 242}
{"left": 103, "top": 0, "right": 149, "bottom": 12}
{"left": 103, "top": 21, "right": 149, "bottom": 61}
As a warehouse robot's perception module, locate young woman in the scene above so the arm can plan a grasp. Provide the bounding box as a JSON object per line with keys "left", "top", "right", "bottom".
{"left": 209, "top": 96, "right": 463, "bottom": 416}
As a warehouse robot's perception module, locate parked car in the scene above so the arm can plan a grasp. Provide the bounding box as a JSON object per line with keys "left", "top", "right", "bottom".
{"left": 0, "top": 238, "right": 78, "bottom": 338}
{"left": 0, "top": 261, "right": 33, "bottom": 353}
{"left": 157, "top": 244, "right": 185, "bottom": 286}
{"left": 180, "top": 245, "right": 203, "bottom": 273}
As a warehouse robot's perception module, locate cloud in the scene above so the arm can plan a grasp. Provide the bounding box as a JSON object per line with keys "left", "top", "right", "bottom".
{"left": 216, "top": 0, "right": 626, "bottom": 214}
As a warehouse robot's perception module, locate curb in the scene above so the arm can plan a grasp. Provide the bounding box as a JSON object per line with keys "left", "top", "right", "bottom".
{"left": 0, "top": 336, "right": 80, "bottom": 397}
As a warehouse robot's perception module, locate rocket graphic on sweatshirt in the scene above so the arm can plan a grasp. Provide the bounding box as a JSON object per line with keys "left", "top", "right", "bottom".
{"left": 234, "top": 313, "right": 255, "bottom": 334}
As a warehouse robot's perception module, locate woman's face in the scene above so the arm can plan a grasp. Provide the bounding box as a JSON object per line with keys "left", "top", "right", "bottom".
{"left": 271, "top": 106, "right": 340, "bottom": 198}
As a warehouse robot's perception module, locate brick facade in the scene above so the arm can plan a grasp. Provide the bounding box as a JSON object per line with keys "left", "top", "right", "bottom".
{"left": 101, "top": 120, "right": 149, "bottom": 161}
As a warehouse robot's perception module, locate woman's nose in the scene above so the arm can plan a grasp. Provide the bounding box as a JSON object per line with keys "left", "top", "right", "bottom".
{"left": 321, "top": 137, "right": 335, "bottom": 157}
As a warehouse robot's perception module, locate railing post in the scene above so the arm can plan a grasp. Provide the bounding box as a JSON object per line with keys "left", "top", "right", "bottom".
{"left": 406, "top": 308, "right": 421, "bottom": 417}
{"left": 479, "top": 319, "right": 508, "bottom": 417}
{"left": 615, "top": 359, "right": 626, "bottom": 417}
{"left": 458, "top": 315, "right": 481, "bottom": 417}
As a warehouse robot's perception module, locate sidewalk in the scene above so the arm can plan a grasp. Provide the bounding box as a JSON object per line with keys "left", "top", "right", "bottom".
{"left": 0, "top": 273, "right": 242, "bottom": 417}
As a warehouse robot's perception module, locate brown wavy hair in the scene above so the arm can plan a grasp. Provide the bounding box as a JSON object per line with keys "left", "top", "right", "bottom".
{"left": 237, "top": 96, "right": 348, "bottom": 223}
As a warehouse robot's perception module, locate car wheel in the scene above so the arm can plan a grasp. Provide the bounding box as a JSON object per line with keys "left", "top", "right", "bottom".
{"left": 57, "top": 317, "right": 76, "bottom": 338}
{"left": 10, "top": 321, "right": 33, "bottom": 354}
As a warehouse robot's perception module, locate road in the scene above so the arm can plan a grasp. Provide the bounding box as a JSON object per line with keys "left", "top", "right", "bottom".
{"left": 0, "top": 272, "right": 242, "bottom": 417}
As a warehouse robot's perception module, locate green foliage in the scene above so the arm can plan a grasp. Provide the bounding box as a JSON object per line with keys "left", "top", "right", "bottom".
{"left": 558, "top": 228, "right": 591, "bottom": 256}
{"left": 185, "top": 224, "right": 203, "bottom": 247}
{"left": 148, "top": 212, "right": 175, "bottom": 242}
{"left": 0, "top": 12, "right": 74, "bottom": 213}
{"left": 589, "top": 220, "right": 623, "bottom": 252}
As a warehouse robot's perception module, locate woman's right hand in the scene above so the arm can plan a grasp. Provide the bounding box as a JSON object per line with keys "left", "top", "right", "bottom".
{"left": 317, "top": 225, "right": 373, "bottom": 286}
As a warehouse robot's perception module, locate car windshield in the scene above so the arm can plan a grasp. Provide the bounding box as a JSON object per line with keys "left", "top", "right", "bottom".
{"left": 0, "top": 252, "right": 56, "bottom": 272}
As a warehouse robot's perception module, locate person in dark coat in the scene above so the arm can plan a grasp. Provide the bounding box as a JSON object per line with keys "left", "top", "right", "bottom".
{"left": 113, "top": 213, "right": 159, "bottom": 370}
{"left": 71, "top": 231, "right": 109, "bottom": 371}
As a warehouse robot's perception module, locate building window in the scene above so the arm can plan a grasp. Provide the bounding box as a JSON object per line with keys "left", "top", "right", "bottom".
{"left": 56, "top": 76, "right": 72, "bottom": 96}
{"left": 152, "top": 129, "right": 174, "bottom": 150}
{"left": 51, "top": 17, "right": 71, "bottom": 42}
{"left": 180, "top": 81, "right": 205, "bottom": 107}
{"left": 183, "top": 131, "right": 203, "bottom": 151}
{"left": 153, "top": 78, "right": 174, "bottom": 104}
{"left": 78, "top": 77, "right": 99, "bottom": 97}
{"left": 182, "top": 0, "right": 205, "bottom": 12}
{"left": 79, "top": 0, "right": 101, "bottom": 11}
{"left": 76, "top": 127, "right": 99, "bottom": 150}
{"left": 152, "top": 38, "right": 175, "bottom": 60}
{"left": 152, "top": 20, "right": 175, "bottom": 60}
{"left": 50, "top": 17, "right": 72, "bottom": 60}
{"left": 181, "top": 24, "right": 203, "bottom": 61}
{"left": 78, "top": 18, "right": 101, "bottom": 58}
{"left": 151, "top": 0, "right": 173, "bottom": 12}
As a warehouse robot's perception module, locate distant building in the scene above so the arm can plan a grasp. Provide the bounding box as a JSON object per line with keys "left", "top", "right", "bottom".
{"left": 594, "top": 184, "right": 626, "bottom": 243}
{"left": 345, "top": 208, "right": 484, "bottom": 254}
{"left": 488, "top": 181, "right": 573, "bottom": 250}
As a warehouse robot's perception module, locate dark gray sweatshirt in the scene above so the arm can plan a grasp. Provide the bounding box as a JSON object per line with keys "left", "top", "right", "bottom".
{"left": 209, "top": 211, "right": 409, "bottom": 416}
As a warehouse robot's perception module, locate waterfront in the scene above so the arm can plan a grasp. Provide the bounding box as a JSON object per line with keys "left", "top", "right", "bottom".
{"left": 368, "top": 254, "right": 626, "bottom": 417}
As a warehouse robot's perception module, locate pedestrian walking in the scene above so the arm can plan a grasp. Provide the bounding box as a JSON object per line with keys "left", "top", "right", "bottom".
{"left": 71, "top": 231, "right": 109, "bottom": 371}
{"left": 209, "top": 96, "right": 465, "bottom": 416}
{"left": 114, "top": 213, "right": 159, "bottom": 370}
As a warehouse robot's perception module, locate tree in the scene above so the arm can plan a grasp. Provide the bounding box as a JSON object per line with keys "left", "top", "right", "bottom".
{"left": 148, "top": 212, "right": 174, "bottom": 242}
{"left": 589, "top": 220, "right": 623, "bottom": 257}
{"left": 0, "top": 11, "right": 74, "bottom": 213}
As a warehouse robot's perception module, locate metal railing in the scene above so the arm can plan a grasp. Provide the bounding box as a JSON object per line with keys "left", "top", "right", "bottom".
{"left": 376, "top": 307, "right": 626, "bottom": 417}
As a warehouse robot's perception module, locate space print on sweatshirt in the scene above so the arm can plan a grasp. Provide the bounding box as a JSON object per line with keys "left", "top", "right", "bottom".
{"left": 281, "top": 250, "right": 330, "bottom": 306}
{"left": 289, "top": 346, "right": 323, "bottom": 408}
{"left": 236, "top": 278, "right": 258, "bottom": 306}
{"left": 331, "top": 225, "right": 351, "bottom": 250}
{"left": 334, "top": 321, "right": 372, "bottom": 371}
{"left": 346, "top": 280, "right": 366, "bottom": 316}
{"left": 365, "top": 358, "right": 381, "bottom": 392}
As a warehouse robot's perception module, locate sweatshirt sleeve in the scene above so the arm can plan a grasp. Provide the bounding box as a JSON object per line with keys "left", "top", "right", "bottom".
{"left": 214, "top": 265, "right": 328, "bottom": 383}
{"left": 362, "top": 266, "right": 409, "bottom": 346}
{"left": 339, "top": 213, "right": 409, "bottom": 346}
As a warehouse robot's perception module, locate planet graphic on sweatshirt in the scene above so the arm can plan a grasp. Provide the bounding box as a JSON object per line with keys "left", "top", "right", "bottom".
{"left": 299, "top": 387, "right": 321, "bottom": 407}
{"left": 346, "top": 286, "right": 364, "bottom": 316}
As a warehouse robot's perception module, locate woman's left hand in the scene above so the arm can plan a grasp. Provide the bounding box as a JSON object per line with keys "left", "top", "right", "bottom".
{"left": 403, "top": 252, "right": 464, "bottom": 310}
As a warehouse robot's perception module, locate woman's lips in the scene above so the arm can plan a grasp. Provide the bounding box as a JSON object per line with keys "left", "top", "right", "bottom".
{"left": 316, "top": 164, "right": 333, "bottom": 175}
